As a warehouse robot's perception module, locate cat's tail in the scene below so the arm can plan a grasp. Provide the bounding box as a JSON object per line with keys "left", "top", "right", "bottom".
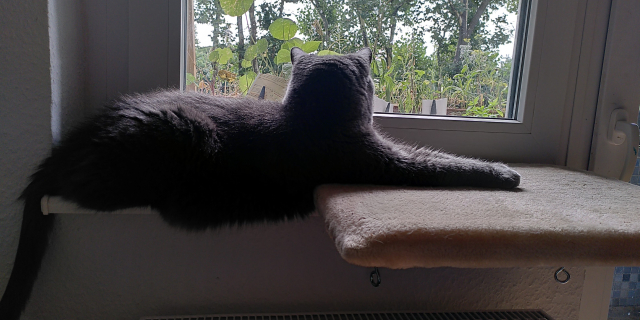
{"left": 0, "top": 162, "right": 56, "bottom": 320}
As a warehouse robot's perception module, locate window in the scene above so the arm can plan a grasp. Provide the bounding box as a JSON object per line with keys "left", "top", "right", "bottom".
{"left": 183, "top": 0, "right": 630, "bottom": 166}
{"left": 188, "top": 0, "right": 521, "bottom": 119}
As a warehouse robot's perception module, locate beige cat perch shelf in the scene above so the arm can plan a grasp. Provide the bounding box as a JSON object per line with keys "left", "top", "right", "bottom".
{"left": 41, "top": 165, "right": 640, "bottom": 284}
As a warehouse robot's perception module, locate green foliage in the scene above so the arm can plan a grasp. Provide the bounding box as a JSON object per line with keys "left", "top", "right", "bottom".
{"left": 269, "top": 18, "right": 298, "bottom": 40}
{"left": 301, "top": 41, "right": 321, "bottom": 53}
{"left": 195, "top": 0, "right": 231, "bottom": 48}
{"left": 368, "top": 36, "right": 511, "bottom": 116}
{"left": 186, "top": 73, "right": 198, "bottom": 86}
{"left": 219, "top": 0, "right": 253, "bottom": 16}
{"left": 281, "top": 38, "right": 304, "bottom": 50}
{"left": 238, "top": 71, "right": 257, "bottom": 93}
{"left": 244, "top": 38, "right": 268, "bottom": 60}
{"left": 256, "top": 1, "right": 281, "bottom": 31}
{"left": 318, "top": 50, "right": 340, "bottom": 56}
{"left": 209, "top": 47, "right": 233, "bottom": 64}
{"left": 271, "top": 23, "right": 323, "bottom": 65}
{"left": 276, "top": 48, "right": 291, "bottom": 64}
{"left": 424, "top": 0, "right": 518, "bottom": 73}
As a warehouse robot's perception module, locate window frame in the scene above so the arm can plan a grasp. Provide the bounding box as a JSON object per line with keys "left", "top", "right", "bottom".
{"left": 372, "top": 0, "right": 601, "bottom": 164}
{"left": 587, "top": 0, "right": 640, "bottom": 179}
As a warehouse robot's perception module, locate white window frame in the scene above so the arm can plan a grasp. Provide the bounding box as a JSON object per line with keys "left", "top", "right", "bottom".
{"left": 586, "top": 0, "right": 640, "bottom": 179}
{"left": 375, "top": 0, "right": 605, "bottom": 165}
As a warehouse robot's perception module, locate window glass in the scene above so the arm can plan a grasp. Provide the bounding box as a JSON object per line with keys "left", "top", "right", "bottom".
{"left": 186, "top": 0, "right": 523, "bottom": 119}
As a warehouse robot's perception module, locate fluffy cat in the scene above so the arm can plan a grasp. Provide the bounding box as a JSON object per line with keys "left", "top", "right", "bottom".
{"left": 0, "top": 47, "right": 520, "bottom": 319}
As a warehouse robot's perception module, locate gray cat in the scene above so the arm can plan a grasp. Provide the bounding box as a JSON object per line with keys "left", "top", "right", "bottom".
{"left": 0, "top": 47, "right": 519, "bottom": 320}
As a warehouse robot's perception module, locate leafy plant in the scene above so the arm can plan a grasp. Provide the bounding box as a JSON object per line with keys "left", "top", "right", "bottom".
{"left": 186, "top": 73, "right": 198, "bottom": 86}
{"left": 318, "top": 50, "right": 340, "bottom": 56}
{"left": 242, "top": 38, "right": 268, "bottom": 68}
{"left": 271, "top": 23, "right": 323, "bottom": 65}
{"left": 209, "top": 47, "right": 233, "bottom": 65}
{"left": 238, "top": 71, "right": 257, "bottom": 94}
{"left": 219, "top": 0, "right": 253, "bottom": 16}
{"left": 269, "top": 18, "right": 298, "bottom": 41}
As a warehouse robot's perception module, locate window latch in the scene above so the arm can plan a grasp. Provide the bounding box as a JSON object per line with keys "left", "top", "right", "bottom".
{"left": 606, "top": 109, "right": 639, "bottom": 181}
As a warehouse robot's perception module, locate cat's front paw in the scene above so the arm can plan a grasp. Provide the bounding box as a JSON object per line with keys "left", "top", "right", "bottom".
{"left": 493, "top": 163, "right": 520, "bottom": 189}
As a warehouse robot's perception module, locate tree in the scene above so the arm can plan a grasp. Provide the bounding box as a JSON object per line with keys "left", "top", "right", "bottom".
{"left": 308, "top": 0, "right": 338, "bottom": 48}
{"left": 298, "top": 0, "right": 416, "bottom": 66}
{"left": 195, "top": 0, "right": 228, "bottom": 93}
{"left": 423, "top": 0, "right": 518, "bottom": 68}
{"left": 195, "top": 0, "right": 230, "bottom": 48}
{"left": 237, "top": 15, "right": 245, "bottom": 74}
{"left": 377, "top": 0, "right": 416, "bottom": 67}
{"left": 249, "top": 4, "right": 259, "bottom": 73}
{"left": 347, "top": 0, "right": 369, "bottom": 48}
{"left": 344, "top": 0, "right": 416, "bottom": 67}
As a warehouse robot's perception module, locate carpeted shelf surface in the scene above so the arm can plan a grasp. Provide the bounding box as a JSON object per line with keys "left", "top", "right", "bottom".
{"left": 314, "top": 165, "right": 640, "bottom": 269}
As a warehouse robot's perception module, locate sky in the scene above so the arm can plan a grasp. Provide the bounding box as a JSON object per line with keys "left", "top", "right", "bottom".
{"left": 194, "top": 1, "right": 518, "bottom": 58}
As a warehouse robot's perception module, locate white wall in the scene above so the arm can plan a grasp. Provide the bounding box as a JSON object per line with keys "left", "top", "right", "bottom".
{"left": 1, "top": 1, "right": 587, "bottom": 319}
{"left": 0, "top": 0, "right": 53, "bottom": 299}
{"left": 21, "top": 215, "right": 585, "bottom": 320}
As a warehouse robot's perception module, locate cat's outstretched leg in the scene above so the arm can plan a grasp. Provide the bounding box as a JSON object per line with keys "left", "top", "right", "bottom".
{"left": 363, "top": 133, "right": 520, "bottom": 189}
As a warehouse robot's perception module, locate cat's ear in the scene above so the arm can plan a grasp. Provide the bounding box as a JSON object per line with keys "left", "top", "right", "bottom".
{"left": 355, "top": 47, "right": 372, "bottom": 64}
{"left": 290, "top": 47, "right": 307, "bottom": 65}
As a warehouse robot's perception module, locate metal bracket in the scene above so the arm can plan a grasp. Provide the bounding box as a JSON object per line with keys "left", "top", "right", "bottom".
{"left": 554, "top": 267, "right": 570, "bottom": 284}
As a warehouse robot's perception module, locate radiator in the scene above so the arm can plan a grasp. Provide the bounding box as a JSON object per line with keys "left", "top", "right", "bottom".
{"left": 141, "top": 311, "right": 554, "bottom": 320}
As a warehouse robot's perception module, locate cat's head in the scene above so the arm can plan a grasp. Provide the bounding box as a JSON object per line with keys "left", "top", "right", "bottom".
{"left": 283, "top": 47, "right": 375, "bottom": 127}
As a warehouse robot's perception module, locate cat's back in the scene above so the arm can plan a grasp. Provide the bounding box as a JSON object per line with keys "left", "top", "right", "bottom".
{"left": 107, "top": 90, "right": 283, "bottom": 126}
{"left": 45, "top": 90, "right": 286, "bottom": 210}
